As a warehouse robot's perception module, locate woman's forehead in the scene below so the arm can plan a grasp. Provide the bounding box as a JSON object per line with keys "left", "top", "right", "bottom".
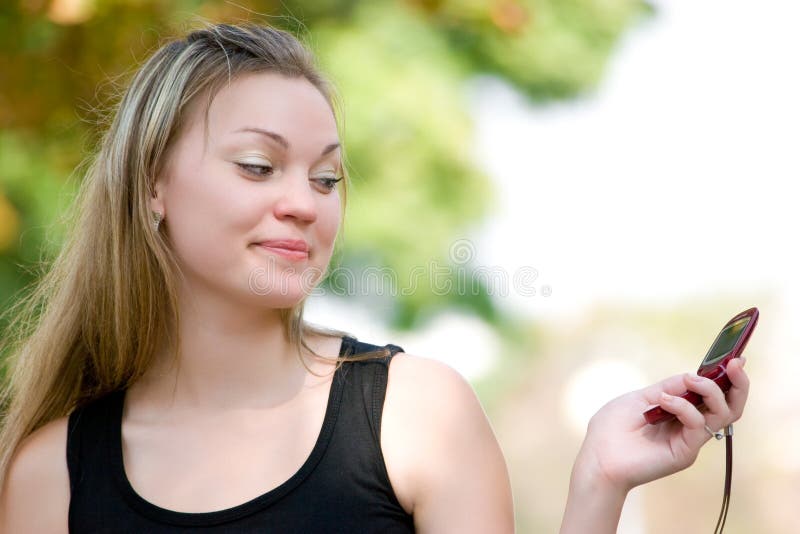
{"left": 203, "top": 72, "right": 339, "bottom": 150}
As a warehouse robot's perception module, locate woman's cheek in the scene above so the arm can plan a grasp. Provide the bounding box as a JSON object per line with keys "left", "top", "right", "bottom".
{"left": 316, "top": 200, "right": 341, "bottom": 254}
{"left": 171, "top": 185, "right": 256, "bottom": 286}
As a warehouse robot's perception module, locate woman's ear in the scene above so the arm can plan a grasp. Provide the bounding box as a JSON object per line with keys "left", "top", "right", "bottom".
{"left": 149, "top": 177, "right": 167, "bottom": 217}
{"left": 149, "top": 177, "right": 168, "bottom": 233}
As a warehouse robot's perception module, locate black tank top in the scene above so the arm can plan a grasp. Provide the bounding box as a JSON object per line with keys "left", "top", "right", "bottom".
{"left": 66, "top": 336, "right": 415, "bottom": 533}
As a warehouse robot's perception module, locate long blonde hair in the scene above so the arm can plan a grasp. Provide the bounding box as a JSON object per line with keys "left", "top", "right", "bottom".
{"left": 0, "top": 21, "right": 388, "bottom": 488}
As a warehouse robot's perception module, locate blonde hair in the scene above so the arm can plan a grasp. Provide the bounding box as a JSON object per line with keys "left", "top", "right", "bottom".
{"left": 0, "top": 22, "right": 389, "bottom": 488}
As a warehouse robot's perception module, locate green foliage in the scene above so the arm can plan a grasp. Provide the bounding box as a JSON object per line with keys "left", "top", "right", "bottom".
{"left": 313, "top": 2, "right": 496, "bottom": 325}
{"left": 0, "top": 0, "right": 651, "bottom": 329}
{"left": 403, "top": 0, "right": 654, "bottom": 100}
{"left": 0, "top": 132, "right": 79, "bottom": 307}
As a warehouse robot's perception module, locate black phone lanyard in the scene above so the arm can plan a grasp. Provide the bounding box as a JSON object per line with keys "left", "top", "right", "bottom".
{"left": 714, "top": 424, "right": 734, "bottom": 534}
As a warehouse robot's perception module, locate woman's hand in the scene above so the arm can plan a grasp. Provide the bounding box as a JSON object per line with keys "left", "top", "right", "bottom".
{"left": 560, "top": 357, "right": 749, "bottom": 533}
{"left": 584, "top": 356, "right": 748, "bottom": 489}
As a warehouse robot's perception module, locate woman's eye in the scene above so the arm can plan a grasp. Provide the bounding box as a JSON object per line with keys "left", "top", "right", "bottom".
{"left": 236, "top": 162, "right": 273, "bottom": 177}
{"left": 315, "top": 176, "right": 344, "bottom": 192}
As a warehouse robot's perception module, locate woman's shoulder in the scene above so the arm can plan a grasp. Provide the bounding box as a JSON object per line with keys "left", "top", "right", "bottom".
{"left": 380, "top": 351, "right": 514, "bottom": 530}
{"left": 386, "top": 351, "right": 477, "bottom": 403}
{"left": 342, "top": 335, "right": 476, "bottom": 403}
{"left": 0, "top": 415, "right": 70, "bottom": 533}
{"left": 383, "top": 352, "right": 489, "bottom": 451}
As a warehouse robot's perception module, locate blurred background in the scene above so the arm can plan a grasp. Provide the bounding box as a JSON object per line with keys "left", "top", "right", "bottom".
{"left": 1, "top": 0, "right": 797, "bottom": 532}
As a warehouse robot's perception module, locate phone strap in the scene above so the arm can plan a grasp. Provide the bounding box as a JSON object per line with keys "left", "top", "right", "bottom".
{"left": 713, "top": 423, "right": 734, "bottom": 533}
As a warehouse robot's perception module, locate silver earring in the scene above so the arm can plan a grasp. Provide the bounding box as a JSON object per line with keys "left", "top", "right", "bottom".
{"left": 152, "top": 211, "right": 163, "bottom": 231}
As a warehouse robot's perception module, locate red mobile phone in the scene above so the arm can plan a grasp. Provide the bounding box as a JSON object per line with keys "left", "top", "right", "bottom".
{"left": 643, "top": 307, "right": 759, "bottom": 425}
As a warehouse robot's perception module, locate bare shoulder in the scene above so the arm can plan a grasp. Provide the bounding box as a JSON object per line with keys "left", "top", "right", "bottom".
{"left": 383, "top": 353, "right": 485, "bottom": 428}
{"left": 0, "top": 415, "right": 70, "bottom": 534}
{"left": 381, "top": 352, "right": 514, "bottom": 533}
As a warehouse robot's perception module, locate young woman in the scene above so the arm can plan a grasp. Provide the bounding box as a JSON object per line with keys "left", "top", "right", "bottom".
{"left": 0, "top": 23, "right": 749, "bottom": 533}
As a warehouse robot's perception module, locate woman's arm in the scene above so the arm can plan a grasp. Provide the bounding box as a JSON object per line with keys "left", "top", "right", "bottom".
{"left": 560, "top": 357, "right": 750, "bottom": 533}
{"left": 381, "top": 353, "right": 515, "bottom": 534}
{"left": 0, "top": 416, "right": 71, "bottom": 534}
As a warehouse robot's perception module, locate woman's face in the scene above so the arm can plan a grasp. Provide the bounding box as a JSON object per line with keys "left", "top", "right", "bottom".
{"left": 152, "top": 72, "right": 343, "bottom": 308}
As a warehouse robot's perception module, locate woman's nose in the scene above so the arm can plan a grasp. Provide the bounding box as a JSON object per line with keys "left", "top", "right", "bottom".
{"left": 272, "top": 172, "right": 318, "bottom": 223}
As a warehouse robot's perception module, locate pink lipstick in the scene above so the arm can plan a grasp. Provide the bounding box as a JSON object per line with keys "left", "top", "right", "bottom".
{"left": 253, "top": 239, "right": 310, "bottom": 261}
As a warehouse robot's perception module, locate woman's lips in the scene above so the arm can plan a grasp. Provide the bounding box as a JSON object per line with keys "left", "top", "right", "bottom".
{"left": 253, "top": 239, "right": 310, "bottom": 261}
{"left": 262, "top": 247, "right": 308, "bottom": 261}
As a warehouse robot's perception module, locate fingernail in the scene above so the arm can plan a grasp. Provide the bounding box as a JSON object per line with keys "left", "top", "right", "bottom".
{"left": 740, "top": 356, "right": 747, "bottom": 367}
{"left": 661, "top": 392, "right": 673, "bottom": 402}
{"left": 687, "top": 372, "right": 703, "bottom": 382}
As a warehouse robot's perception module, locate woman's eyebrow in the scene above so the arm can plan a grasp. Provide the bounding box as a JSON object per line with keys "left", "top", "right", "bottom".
{"left": 233, "top": 126, "right": 340, "bottom": 156}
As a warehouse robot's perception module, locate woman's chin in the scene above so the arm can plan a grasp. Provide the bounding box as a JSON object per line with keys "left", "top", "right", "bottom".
{"left": 243, "top": 279, "right": 316, "bottom": 308}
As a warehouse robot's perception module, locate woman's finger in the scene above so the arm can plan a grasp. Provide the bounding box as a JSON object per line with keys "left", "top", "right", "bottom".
{"left": 682, "top": 373, "right": 731, "bottom": 428}
{"left": 724, "top": 357, "right": 750, "bottom": 421}
{"left": 657, "top": 392, "right": 706, "bottom": 433}
{"left": 641, "top": 374, "right": 697, "bottom": 405}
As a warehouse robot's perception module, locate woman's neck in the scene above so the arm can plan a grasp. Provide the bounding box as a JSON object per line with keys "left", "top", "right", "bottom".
{"left": 131, "top": 285, "right": 313, "bottom": 414}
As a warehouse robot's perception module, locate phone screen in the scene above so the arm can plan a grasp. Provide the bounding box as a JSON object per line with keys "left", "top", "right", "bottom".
{"left": 701, "top": 316, "right": 751, "bottom": 366}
